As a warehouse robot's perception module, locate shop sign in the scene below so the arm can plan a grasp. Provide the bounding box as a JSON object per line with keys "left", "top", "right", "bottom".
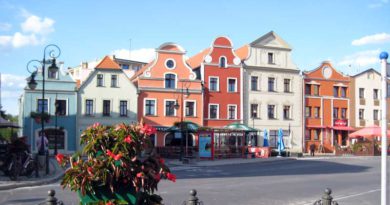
{"left": 334, "top": 119, "right": 347, "bottom": 126}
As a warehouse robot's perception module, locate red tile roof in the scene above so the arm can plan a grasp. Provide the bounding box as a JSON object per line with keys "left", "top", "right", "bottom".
{"left": 235, "top": 45, "right": 249, "bottom": 60}
{"left": 186, "top": 48, "right": 211, "bottom": 69}
{"left": 95, "top": 56, "right": 121, "bottom": 70}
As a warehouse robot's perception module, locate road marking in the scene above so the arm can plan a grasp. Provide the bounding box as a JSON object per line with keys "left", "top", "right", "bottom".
{"left": 301, "top": 189, "right": 380, "bottom": 205}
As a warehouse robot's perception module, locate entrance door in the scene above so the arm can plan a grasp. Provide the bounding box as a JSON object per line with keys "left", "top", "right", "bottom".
{"left": 39, "top": 129, "right": 65, "bottom": 150}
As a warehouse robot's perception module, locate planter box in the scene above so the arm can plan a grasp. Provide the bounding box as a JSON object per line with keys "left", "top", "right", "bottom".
{"left": 78, "top": 185, "right": 136, "bottom": 205}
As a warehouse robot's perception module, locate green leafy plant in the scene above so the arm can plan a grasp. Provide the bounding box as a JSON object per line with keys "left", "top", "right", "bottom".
{"left": 56, "top": 121, "right": 175, "bottom": 204}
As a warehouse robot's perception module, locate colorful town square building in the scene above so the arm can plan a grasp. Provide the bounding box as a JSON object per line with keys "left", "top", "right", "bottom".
{"left": 236, "top": 31, "right": 303, "bottom": 154}
{"left": 187, "top": 36, "right": 243, "bottom": 127}
{"left": 303, "top": 61, "right": 354, "bottom": 153}
{"left": 76, "top": 56, "right": 138, "bottom": 150}
{"left": 131, "top": 43, "right": 203, "bottom": 148}
{"left": 19, "top": 61, "right": 77, "bottom": 153}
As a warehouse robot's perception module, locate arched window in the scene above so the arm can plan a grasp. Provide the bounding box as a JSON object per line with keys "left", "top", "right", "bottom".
{"left": 165, "top": 74, "right": 176, "bottom": 89}
{"left": 219, "top": 57, "right": 226, "bottom": 68}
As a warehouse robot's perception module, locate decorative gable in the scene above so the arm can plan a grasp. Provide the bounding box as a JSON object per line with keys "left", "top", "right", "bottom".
{"left": 249, "top": 31, "right": 291, "bottom": 50}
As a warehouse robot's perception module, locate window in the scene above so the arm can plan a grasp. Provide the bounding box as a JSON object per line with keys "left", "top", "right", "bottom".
{"left": 341, "top": 87, "right": 347, "bottom": 98}
{"left": 333, "top": 107, "right": 339, "bottom": 119}
{"left": 359, "top": 88, "right": 365, "bottom": 98}
{"left": 283, "top": 105, "right": 291, "bottom": 119}
{"left": 219, "top": 57, "right": 226, "bottom": 68}
{"left": 55, "top": 100, "right": 66, "bottom": 116}
{"left": 165, "top": 74, "right": 176, "bottom": 89}
{"left": 373, "top": 110, "right": 379, "bottom": 120}
{"left": 359, "top": 109, "right": 364, "bottom": 120}
{"left": 314, "top": 107, "right": 320, "bottom": 118}
{"left": 37, "top": 99, "right": 48, "bottom": 113}
{"left": 165, "top": 100, "right": 175, "bottom": 116}
{"left": 250, "top": 104, "right": 258, "bottom": 118}
{"left": 341, "top": 108, "right": 347, "bottom": 119}
{"left": 145, "top": 100, "right": 156, "bottom": 116}
{"left": 48, "top": 70, "right": 57, "bottom": 79}
{"left": 86, "top": 100, "right": 93, "bottom": 116}
{"left": 313, "top": 85, "right": 319, "bottom": 96}
{"left": 166, "top": 59, "right": 175, "bottom": 69}
{"left": 209, "top": 104, "right": 219, "bottom": 119}
{"left": 185, "top": 101, "right": 195, "bottom": 117}
{"left": 305, "top": 106, "right": 311, "bottom": 117}
{"left": 228, "top": 105, "right": 236, "bottom": 119}
{"left": 313, "top": 129, "right": 320, "bottom": 140}
{"left": 251, "top": 76, "right": 258, "bottom": 91}
{"left": 333, "top": 86, "right": 339, "bottom": 97}
{"left": 305, "top": 84, "right": 311, "bottom": 95}
{"left": 121, "top": 64, "right": 129, "bottom": 70}
{"left": 103, "top": 100, "right": 110, "bottom": 116}
{"left": 373, "top": 89, "right": 379, "bottom": 99}
{"left": 97, "top": 74, "right": 104, "bottom": 87}
{"left": 111, "top": 75, "right": 118, "bottom": 87}
{"left": 267, "top": 105, "right": 275, "bottom": 119}
{"left": 209, "top": 77, "right": 219, "bottom": 91}
{"left": 284, "top": 79, "right": 291, "bottom": 93}
{"left": 268, "top": 77, "right": 275, "bottom": 92}
{"left": 120, "top": 101, "right": 127, "bottom": 117}
{"left": 228, "top": 78, "right": 236, "bottom": 92}
{"left": 268, "top": 52, "right": 274, "bottom": 64}
{"left": 305, "top": 129, "right": 310, "bottom": 140}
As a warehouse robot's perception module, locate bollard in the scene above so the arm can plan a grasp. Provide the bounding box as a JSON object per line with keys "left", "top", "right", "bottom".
{"left": 313, "top": 188, "right": 338, "bottom": 205}
{"left": 183, "top": 189, "right": 203, "bottom": 205}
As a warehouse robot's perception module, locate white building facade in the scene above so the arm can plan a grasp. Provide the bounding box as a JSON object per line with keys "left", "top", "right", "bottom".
{"left": 239, "top": 31, "right": 303, "bottom": 154}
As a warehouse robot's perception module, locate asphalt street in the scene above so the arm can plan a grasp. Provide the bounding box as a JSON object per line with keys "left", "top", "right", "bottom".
{"left": 0, "top": 157, "right": 387, "bottom": 205}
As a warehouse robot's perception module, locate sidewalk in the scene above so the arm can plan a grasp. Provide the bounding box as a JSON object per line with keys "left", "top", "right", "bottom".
{"left": 0, "top": 157, "right": 65, "bottom": 191}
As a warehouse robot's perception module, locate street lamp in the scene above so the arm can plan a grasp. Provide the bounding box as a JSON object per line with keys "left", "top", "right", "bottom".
{"left": 174, "top": 86, "right": 190, "bottom": 161}
{"left": 54, "top": 93, "right": 59, "bottom": 155}
{"left": 26, "top": 44, "right": 61, "bottom": 156}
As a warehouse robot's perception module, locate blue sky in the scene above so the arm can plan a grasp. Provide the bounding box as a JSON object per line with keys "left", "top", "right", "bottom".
{"left": 0, "top": 0, "right": 389, "bottom": 115}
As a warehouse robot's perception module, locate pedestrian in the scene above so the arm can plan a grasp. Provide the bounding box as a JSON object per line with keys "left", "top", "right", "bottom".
{"left": 36, "top": 133, "right": 49, "bottom": 155}
{"left": 310, "top": 143, "right": 315, "bottom": 156}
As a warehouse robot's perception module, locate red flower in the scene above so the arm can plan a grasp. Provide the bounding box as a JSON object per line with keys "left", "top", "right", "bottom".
{"left": 141, "top": 124, "right": 156, "bottom": 136}
{"left": 124, "top": 135, "right": 132, "bottom": 144}
{"left": 55, "top": 153, "right": 64, "bottom": 164}
{"left": 166, "top": 173, "right": 176, "bottom": 182}
{"left": 92, "top": 122, "right": 101, "bottom": 128}
{"left": 137, "top": 172, "right": 144, "bottom": 178}
{"left": 87, "top": 167, "right": 93, "bottom": 175}
{"left": 159, "top": 158, "right": 165, "bottom": 164}
{"left": 113, "top": 153, "right": 122, "bottom": 161}
{"left": 106, "top": 201, "right": 114, "bottom": 205}
{"left": 106, "top": 150, "right": 122, "bottom": 161}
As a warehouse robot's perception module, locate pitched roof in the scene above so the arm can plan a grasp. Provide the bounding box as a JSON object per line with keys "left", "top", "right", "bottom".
{"left": 95, "top": 56, "right": 121, "bottom": 70}
{"left": 235, "top": 44, "right": 249, "bottom": 60}
{"left": 186, "top": 48, "right": 210, "bottom": 69}
{"left": 130, "top": 60, "right": 155, "bottom": 81}
{"left": 352, "top": 68, "right": 381, "bottom": 77}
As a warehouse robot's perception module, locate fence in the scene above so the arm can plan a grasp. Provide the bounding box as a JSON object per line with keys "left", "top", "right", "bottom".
{"left": 39, "top": 188, "right": 339, "bottom": 205}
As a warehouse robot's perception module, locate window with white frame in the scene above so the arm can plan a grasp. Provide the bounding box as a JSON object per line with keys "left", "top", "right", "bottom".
{"left": 267, "top": 105, "right": 276, "bottom": 119}
{"left": 250, "top": 104, "right": 258, "bottom": 118}
{"left": 185, "top": 101, "right": 195, "bottom": 117}
{"left": 209, "top": 77, "right": 219, "bottom": 91}
{"left": 373, "top": 109, "right": 379, "bottom": 120}
{"left": 103, "top": 100, "right": 111, "bottom": 116}
{"left": 55, "top": 100, "right": 67, "bottom": 116}
{"left": 97, "top": 74, "right": 104, "bottom": 87}
{"left": 359, "top": 88, "right": 365, "bottom": 98}
{"left": 268, "top": 52, "right": 274, "bottom": 64}
{"left": 120, "top": 101, "right": 127, "bottom": 117}
{"left": 283, "top": 105, "right": 291, "bottom": 120}
{"left": 165, "top": 100, "right": 176, "bottom": 116}
{"left": 359, "top": 109, "right": 364, "bottom": 120}
{"left": 373, "top": 89, "right": 379, "bottom": 99}
{"left": 145, "top": 99, "right": 156, "bottom": 116}
{"left": 37, "top": 99, "right": 48, "bottom": 113}
{"left": 305, "top": 106, "right": 311, "bottom": 117}
{"left": 341, "top": 108, "right": 347, "bottom": 119}
{"left": 209, "top": 104, "right": 219, "bottom": 119}
{"left": 228, "top": 105, "right": 237, "bottom": 120}
{"left": 111, "top": 75, "right": 118, "bottom": 87}
{"left": 284, "top": 79, "right": 291, "bottom": 93}
{"left": 220, "top": 56, "right": 226, "bottom": 68}
{"left": 251, "top": 76, "right": 258, "bottom": 91}
{"left": 85, "top": 100, "right": 93, "bottom": 116}
{"left": 228, "top": 78, "right": 236, "bottom": 92}
{"left": 165, "top": 74, "right": 176, "bottom": 89}
{"left": 268, "top": 77, "right": 275, "bottom": 92}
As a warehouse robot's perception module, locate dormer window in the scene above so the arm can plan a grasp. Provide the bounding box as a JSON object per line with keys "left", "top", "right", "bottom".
{"left": 219, "top": 56, "right": 226, "bottom": 68}
{"left": 268, "top": 52, "right": 274, "bottom": 64}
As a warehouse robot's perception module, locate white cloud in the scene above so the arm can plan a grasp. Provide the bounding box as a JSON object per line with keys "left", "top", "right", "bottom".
{"left": 1, "top": 73, "right": 25, "bottom": 99}
{"left": 0, "top": 23, "right": 12, "bottom": 31}
{"left": 352, "top": 33, "right": 390, "bottom": 46}
{"left": 338, "top": 49, "right": 381, "bottom": 67}
{"left": 0, "top": 10, "right": 54, "bottom": 49}
{"left": 111, "top": 48, "right": 155, "bottom": 63}
{"left": 368, "top": 0, "right": 388, "bottom": 8}
{"left": 21, "top": 15, "right": 54, "bottom": 35}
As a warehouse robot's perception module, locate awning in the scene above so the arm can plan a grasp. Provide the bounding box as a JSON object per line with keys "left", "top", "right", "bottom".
{"left": 332, "top": 126, "right": 356, "bottom": 131}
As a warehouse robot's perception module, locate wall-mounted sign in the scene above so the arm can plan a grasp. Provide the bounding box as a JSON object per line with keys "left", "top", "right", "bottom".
{"left": 334, "top": 119, "right": 347, "bottom": 126}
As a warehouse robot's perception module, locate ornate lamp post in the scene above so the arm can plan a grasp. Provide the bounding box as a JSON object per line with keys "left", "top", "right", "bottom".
{"left": 174, "top": 85, "right": 190, "bottom": 161}
{"left": 26, "top": 44, "right": 61, "bottom": 156}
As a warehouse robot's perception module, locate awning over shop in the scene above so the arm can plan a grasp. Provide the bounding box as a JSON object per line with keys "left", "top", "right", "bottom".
{"left": 223, "top": 122, "right": 257, "bottom": 131}
{"left": 165, "top": 121, "right": 200, "bottom": 133}
{"left": 331, "top": 126, "right": 355, "bottom": 131}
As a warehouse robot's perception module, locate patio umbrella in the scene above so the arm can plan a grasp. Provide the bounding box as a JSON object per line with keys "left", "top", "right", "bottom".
{"left": 223, "top": 122, "right": 257, "bottom": 131}
{"left": 348, "top": 125, "right": 390, "bottom": 138}
{"left": 277, "top": 128, "right": 285, "bottom": 156}
{"left": 263, "top": 129, "right": 269, "bottom": 147}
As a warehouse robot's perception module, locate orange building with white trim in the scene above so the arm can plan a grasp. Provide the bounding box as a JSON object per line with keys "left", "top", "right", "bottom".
{"left": 304, "top": 61, "right": 354, "bottom": 153}
{"left": 187, "top": 36, "right": 243, "bottom": 127}
{"left": 131, "top": 43, "right": 203, "bottom": 147}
